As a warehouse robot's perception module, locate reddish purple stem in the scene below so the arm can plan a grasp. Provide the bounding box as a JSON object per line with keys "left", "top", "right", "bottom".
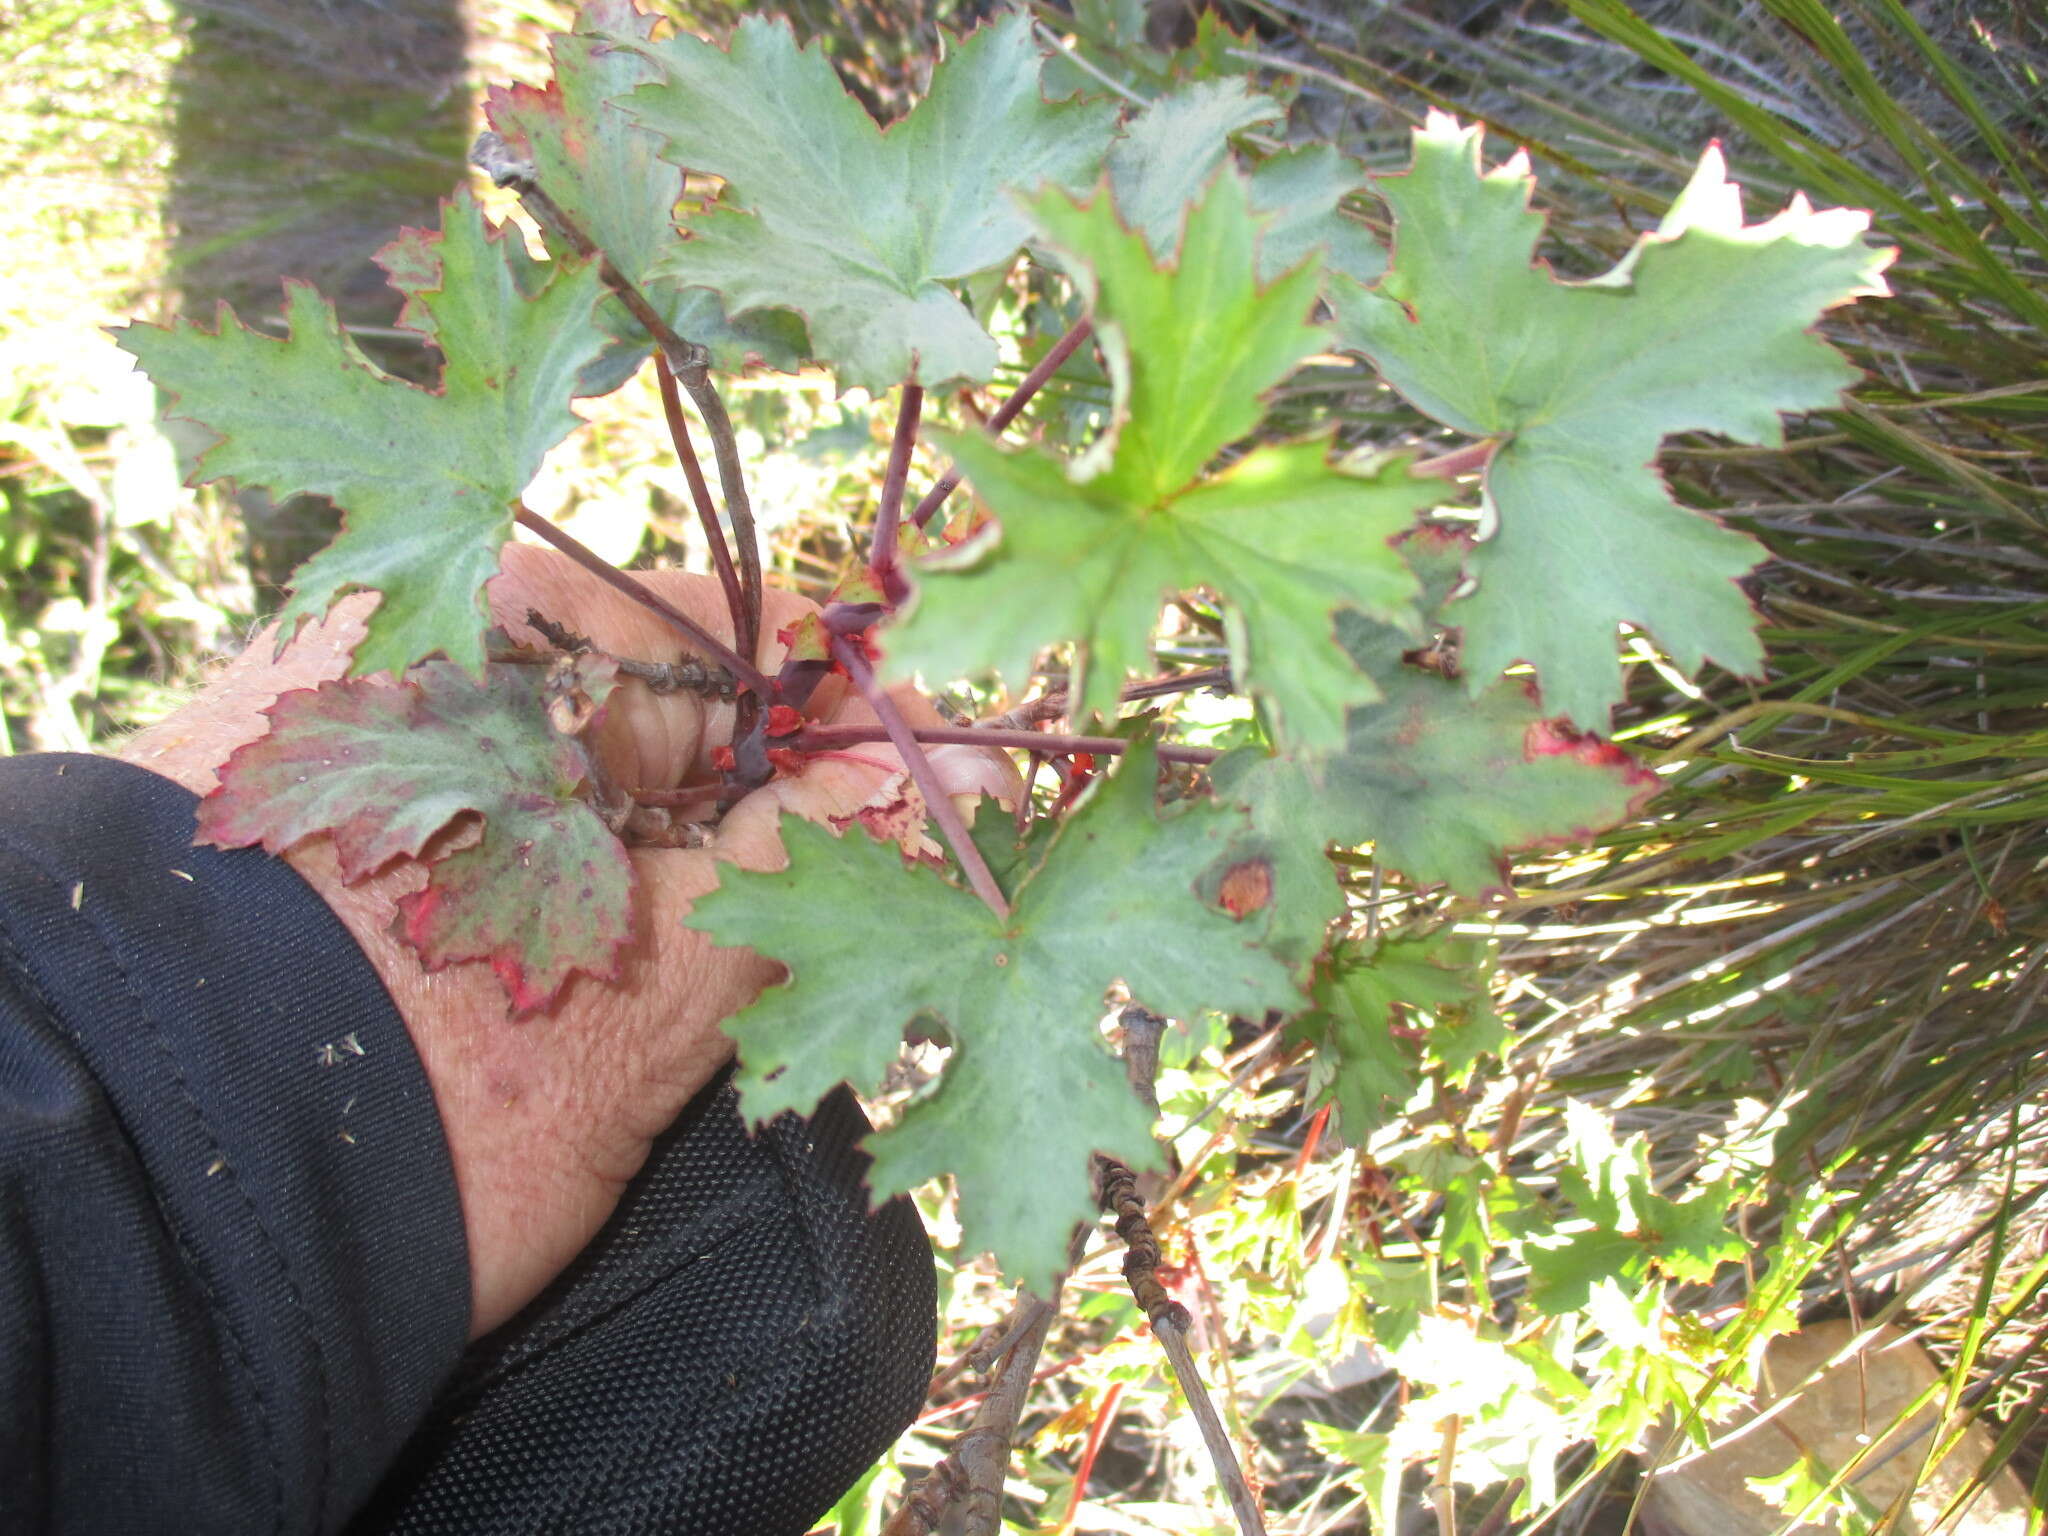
{"left": 796, "top": 722, "right": 1220, "bottom": 768}
{"left": 827, "top": 634, "right": 1012, "bottom": 918}
{"left": 513, "top": 506, "right": 771, "bottom": 698}
{"left": 909, "top": 319, "right": 1093, "bottom": 530}
{"left": 654, "top": 354, "right": 748, "bottom": 646}
{"left": 870, "top": 382, "right": 923, "bottom": 606}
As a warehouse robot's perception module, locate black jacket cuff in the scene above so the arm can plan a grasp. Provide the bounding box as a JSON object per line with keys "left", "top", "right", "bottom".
{"left": 0, "top": 752, "right": 469, "bottom": 1534}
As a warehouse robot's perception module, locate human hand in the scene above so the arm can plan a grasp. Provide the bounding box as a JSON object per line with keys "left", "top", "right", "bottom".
{"left": 123, "top": 544, "right": 1017, "bottom": 1337}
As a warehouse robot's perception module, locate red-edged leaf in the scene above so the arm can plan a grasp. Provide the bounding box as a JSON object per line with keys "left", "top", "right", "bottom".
{"left": 830, "top": 566, "right": 889, "bottom": 608}
{"left": 196, "top": 662, "right": 634, "bottom": 1013}
{"left": 1207, "top": 670, "right": 1657, "bottom": 975}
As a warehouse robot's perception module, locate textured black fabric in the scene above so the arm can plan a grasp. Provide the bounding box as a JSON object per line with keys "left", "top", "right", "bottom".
{"left": 0, "top": 752, "right": 471, "bottom": 1536}
{"left": 350, "top": 1072, "right": 937, "bottom": 1536}
{"left": 0, "top": 750, "right": 937, "bottom": 1535}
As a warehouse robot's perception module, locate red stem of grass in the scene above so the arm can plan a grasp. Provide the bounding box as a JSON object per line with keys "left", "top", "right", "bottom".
{"left": 654, "top": 354, "right": 748, "bottom": 645}
{"left": 909, "top": 319, "right": 1093, "bottom": 530}
{"left": 513, "top": 506, "right": 770, "bottom": 697}
{"left": 827, "top": 634, "right": 1011, "bottom": 918}
{"left": 1053, "top": 1380, "right": 1125, "bottom": 1536}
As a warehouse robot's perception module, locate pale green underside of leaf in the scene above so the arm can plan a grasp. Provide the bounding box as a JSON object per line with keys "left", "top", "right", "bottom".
{"left": 683, "top": 746, "right": 1298, "bottom": 1292}
{"left": 194, "top": 663, "right": 633, "bottom": 1013}
{"left": 478, "top": 0, "right": 805, "bottom": 380}
{"left": 619, "top": 13, "right": 1117, "bottom": 393}
{"left": 1106, "top": 78, "right": 1282, "bottom": 256}
{"left": 1333, "top": 113, "right": 1888, "bottom": 729}
{"left": 1249, "top": 145, "right": 1388, "bottom": 285}
{"left": 1106, "top": 80, "right": 1385, "bottom": 284}
{"left": 119, "top": 190, "right": 612, "bottom": 679}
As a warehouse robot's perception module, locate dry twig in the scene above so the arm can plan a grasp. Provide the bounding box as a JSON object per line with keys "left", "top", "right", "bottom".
{"left": 1098, "top": 1157, "right": 1268, "bottom": 1536}
{"left": 885, "top": 1294, "right": 1059, "bottom": 1536}
{"left": 513, "top": 611, "right": 737, "bottom": 697}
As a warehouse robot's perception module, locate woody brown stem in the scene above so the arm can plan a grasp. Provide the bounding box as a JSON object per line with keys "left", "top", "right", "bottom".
{"left": 511, "top": 612, "right": 736, "bottom": 698}
{"left": 794, "top": 722, "right": 1219, "bottom": 768}
{"left": 1099, "top": 1158, "right": 1268, "bottom": 1536}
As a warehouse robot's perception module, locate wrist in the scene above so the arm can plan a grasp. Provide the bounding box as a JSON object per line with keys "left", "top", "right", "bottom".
{"left": 117, "top": 601, "right": 626, "bottom": 1337}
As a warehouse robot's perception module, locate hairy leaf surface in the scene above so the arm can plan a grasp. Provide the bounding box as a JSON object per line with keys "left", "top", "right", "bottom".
{"left": 119, "top": 191, "right": 611, "bottom": 679}
{"left": 196, "top": 663, "right": 634, "bottom": 1013}
{"left": 1105, "top": 79, "right": 1281, "bottom": 256}
{"left": 682, "top": 746, "right": 1299, "bottom": 1292}
{"left": 891, "top": 173, "right": 1431, "bottom": 748}
{"left": 1333, "top": 113, "right": 1889, "bottom": 728}
{"left": 616, "top": 14, "right": 1116, "bottom": 393}
{"left": 479, "top": 0, "right": 804, "bottom": 382}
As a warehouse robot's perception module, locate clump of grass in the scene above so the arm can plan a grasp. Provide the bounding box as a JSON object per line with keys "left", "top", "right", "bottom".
{"left": 1228, "top": 0, "right": 2048, "bottom": 1525}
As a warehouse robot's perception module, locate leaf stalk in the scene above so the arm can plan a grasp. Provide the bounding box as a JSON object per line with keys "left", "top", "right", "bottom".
{"left": 871, "top": 382, "right": 923, "bottom": 605}
{"left": 472, "top": 129, "right": 764, "bottom": 662}
{"left": 654, "top": 353, "right": 749, "bottom": 648}
{"left": 826, "top": 634, "right": 1012, "bottom": 918}
{"left": 909, "top": 319, "right": 1094, "bottom": 530}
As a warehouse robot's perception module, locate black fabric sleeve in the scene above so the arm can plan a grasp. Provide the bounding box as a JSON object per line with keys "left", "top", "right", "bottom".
{"left": 0, "top": 752, "right": 471, "bottom": 1536}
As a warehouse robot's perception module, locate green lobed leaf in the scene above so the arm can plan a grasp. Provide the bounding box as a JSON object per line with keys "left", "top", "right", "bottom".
{"left": 682, "top": 745, "right": 1300, "bottom": 1292}
{"left": 1104, "top": 79, "right": 1284, "bottom": 258}
{"left": 1524, "top": 1100, "right": 1748, "bottom": 1313}
{"left": 478, "top": 0, "right": 805, "bottom": 384}
{"left": 375, "top": 208, "right": 647, "bottom": 402}
{"left": 1294, "top": 933, "right": 1498, "bottom": 1139}
{"left": 1041, "top": 0, "right": 1260, "bottom": 97}
{"left": 1332, "top": 112, "right": 1890, "bottom": 729}
{"left": 1304, "top": 1423, "right": 1404, "bottom": 1536}
{"left": 1747, "top": 1455, "right": 1881, "bottom": 1535}
{"left": 1103, "top": 81, "right": 1385, "bottom": 286}
{"left": 889, "top": 172, "right": 1431, "bottom": 748}
{"left": 614, "top": 13, "right": 1117, "bottom": 394}
{"left": 194, "top": 662, "right": 634, "bottom": 1014}
{"left": 1248, "top": 145, "right": 1387, "bottom": 285}
{"left": 1207, "top": 686, "right": 1655, "bottom": 974}
{"left": 118, "top": 189, "right": 612, "bottom": 679}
